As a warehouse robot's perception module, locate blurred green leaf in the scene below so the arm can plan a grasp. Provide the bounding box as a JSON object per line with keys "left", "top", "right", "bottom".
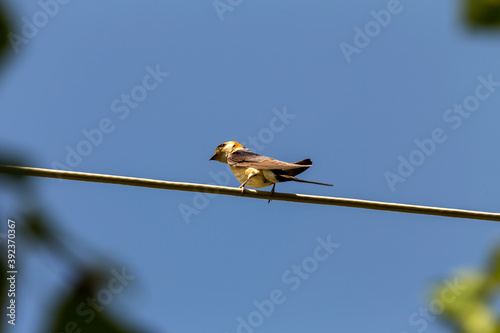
{"left": 0, "top": 1, "right": 10, "bottom": 56}
{"left": 0, "top": 0, "right": 14, "bottom": 73}
{"left": 47, "top": 271, "right": 149, "bottom": 333}
{"left": 21, "top": 209, "right": 53, "bottom": 243}
{"left": 434, "top": 272, "right": 497, "bottom": 333}
{"left": 433, "top": 244, "right": 500, "bottom": 333}
{"left": 466, "top": 0, "right": 500, "bottom": 27}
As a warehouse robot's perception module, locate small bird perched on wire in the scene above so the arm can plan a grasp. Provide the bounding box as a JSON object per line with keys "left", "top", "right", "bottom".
{"left": 209, "top": 141, "right": 333, "bottom": 202}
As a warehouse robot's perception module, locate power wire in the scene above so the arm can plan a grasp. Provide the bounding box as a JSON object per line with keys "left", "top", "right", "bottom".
{"left": 1, "top": 165, "right": 499, "bottom": 222}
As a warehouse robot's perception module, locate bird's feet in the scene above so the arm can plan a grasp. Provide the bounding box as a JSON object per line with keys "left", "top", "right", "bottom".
{"left": 237, "top": 184, "right": 245, "bottom": 198}
{"left": 268, "top": 183, "right": 276, "bottom": 204}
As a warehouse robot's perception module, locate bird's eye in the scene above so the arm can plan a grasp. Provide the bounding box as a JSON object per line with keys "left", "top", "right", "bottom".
{"left": 217, "top": 143, "right": 225, "bottom": 148}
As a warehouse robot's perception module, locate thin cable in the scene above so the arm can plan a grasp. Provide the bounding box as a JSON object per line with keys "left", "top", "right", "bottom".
{"left": 1, "top": 164, "right": 499, "bottom": 222}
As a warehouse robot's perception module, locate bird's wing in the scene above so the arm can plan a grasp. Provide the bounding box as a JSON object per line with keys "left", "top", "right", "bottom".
{"left": 228, "top": 149, "right": 310, "bottom": 170}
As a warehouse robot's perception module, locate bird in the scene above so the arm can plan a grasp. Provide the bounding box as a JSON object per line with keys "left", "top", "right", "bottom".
{"left": 209, "top": 141, "right": 333, "bottom": 202}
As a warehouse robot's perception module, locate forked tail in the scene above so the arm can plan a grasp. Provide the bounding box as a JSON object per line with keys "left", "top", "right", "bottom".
{"left": 277, "top": 174, "right": 333, "bottom": 186}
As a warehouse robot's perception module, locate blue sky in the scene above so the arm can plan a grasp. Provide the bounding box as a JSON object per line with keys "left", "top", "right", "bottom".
{"left": 2, "top": 0, "right": 500, "bottom": 332}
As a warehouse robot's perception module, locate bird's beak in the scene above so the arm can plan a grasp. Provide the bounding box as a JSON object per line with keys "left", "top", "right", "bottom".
{"left": 209, "top": 153, "right": 217, "bottom": 161}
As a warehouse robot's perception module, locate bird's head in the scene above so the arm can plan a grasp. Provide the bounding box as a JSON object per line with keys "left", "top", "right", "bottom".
{"left": 209, "top": 141, "right": 245, "bottom": 163}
